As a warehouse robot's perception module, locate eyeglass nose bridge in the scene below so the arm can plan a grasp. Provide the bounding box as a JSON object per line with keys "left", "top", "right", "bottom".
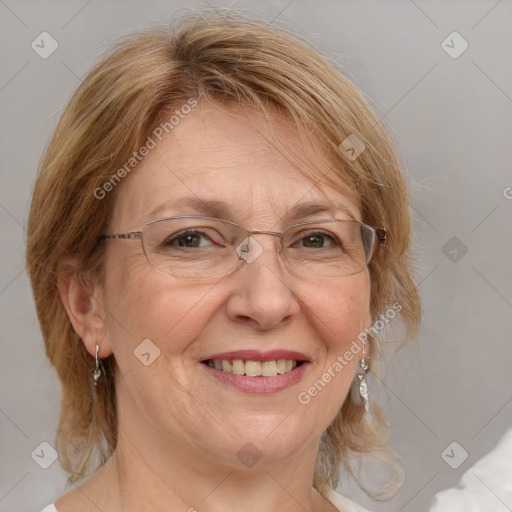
{"left": 236, "top": 229, "right": 284, "bottom": 263}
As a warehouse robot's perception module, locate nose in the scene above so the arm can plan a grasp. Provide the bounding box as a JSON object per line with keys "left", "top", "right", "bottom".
{"left": 225, "top": 236, "right": 300, "bottom": 330}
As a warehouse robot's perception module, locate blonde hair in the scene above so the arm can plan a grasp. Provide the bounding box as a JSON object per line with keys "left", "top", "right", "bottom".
{"left": 26, "top": 10, "right": 420, "bottom": 500}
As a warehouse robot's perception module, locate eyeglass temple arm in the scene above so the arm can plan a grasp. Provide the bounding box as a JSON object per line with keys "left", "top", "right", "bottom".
{"left": 376, "top": 228, "right": 387, "bottom": 243}
{"left": 99, "top": 232, "right": 142, "bottom": 241}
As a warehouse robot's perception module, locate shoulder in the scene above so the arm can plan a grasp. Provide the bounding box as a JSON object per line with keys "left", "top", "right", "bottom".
{"left": 325, "top": 487, "right": 372, "bottom": 512}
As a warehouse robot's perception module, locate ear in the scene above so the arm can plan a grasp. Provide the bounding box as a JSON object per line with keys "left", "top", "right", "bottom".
{"left": 57, "top": 256, "right": 113, "bottom": 359}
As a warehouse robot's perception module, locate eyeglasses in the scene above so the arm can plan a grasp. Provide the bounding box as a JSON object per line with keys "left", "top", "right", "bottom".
{"left": 99, "top": 216, "right": 386, "bottom": 280}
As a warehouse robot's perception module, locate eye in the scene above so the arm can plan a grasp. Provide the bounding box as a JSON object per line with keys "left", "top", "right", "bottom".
{"left": 163, "top": 229, "right": 223, "bottom": 249}
{"left": 292, "top": 230, "right": 341, "bottom": 249}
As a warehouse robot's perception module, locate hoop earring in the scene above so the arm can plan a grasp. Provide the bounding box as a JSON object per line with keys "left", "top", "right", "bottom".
{"left": 93, "top": 344, "right": 104, "bottom": 385}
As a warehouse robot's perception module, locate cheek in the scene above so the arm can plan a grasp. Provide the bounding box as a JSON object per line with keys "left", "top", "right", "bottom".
{"left": 293, "top": 274, "right": 371, "bottom": 428}
{"left": 304, "top": 272, "right": 371, "bottom": 348}
{"left": 299, "top": 272, "right": 371, "bottom": 406}
{"left": 102, "top": 251, "right": 219, "bottom": 367}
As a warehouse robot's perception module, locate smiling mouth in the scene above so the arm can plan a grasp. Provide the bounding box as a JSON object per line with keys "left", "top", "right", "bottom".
{"left": 201, "top": 359, "right": 305, "bottom": 377}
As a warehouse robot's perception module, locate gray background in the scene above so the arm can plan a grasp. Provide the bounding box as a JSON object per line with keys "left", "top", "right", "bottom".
{"left": 1, "top": 1, "right": 511, "bottom": 511}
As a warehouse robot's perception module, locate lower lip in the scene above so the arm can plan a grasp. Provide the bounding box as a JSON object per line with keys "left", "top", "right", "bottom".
{"left": 201, "top": 362, "right": 310, "bottom": 394}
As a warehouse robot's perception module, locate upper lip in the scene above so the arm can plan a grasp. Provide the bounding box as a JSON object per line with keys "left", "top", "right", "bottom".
{"left": 201, "top": 349, "right": 310, "bottom": 363}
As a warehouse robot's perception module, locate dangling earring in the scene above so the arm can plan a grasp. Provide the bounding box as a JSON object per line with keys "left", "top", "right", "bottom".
{"left": 90, "top": 345, "right": 109, "bottom": 435}
{"left": 356, "top": 356, "right": 370, "bottom": 413}
{"left": 351, "top": 338, "right": 370, "bottom": 412}
{"left": 93, "top": 344, "right": 104, "bottom": 385}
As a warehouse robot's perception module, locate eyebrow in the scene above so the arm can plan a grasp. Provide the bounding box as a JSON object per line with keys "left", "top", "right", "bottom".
{"left": 285, "top": 201, "right": 357, "bottom": 222}
{"left": 147, "top": 196, "right": 357, "bottom": 224}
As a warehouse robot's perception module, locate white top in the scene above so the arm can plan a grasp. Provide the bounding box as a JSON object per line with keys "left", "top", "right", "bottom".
{"left": 326, "top": 487, "right": 371, "bottom": 511}
{"left": 430, "top": 427, "right": 512, "bottom": 512}
{"left": 41, "top": 488, "right": 370, "bottom": 511}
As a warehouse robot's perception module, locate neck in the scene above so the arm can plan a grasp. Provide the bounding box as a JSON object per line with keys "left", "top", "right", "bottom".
{"left": 93, "top": 426, "right": 331, "bottom": 512}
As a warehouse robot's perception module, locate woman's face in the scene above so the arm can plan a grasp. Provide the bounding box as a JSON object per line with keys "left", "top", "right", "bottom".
{"left": 98, "top": 100, "right": 372, "bottom": 470}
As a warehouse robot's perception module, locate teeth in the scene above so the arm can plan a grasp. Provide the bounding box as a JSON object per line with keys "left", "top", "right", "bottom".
{"left": 261, "top": 360, "right": 276, "bottom": 376}
{"left": 232, "top": 359, "right": 244, "bottom": 375}
{"left": 208, "top": 358, "right": 300, "bottom": 377}
{"left": 245, "top": 360, "right": 262, "bottom": 377}
{"left": 276, "top": 359, "right": 286, "bottom": 374}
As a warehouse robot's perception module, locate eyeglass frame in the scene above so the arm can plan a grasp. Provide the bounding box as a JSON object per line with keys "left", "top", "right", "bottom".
{"left": 98, "top": 215, "right": 387, "bottom": 278}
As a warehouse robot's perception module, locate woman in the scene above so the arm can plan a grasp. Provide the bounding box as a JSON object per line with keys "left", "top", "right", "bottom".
{"left": 27, "top": 11, "right": 420, "bottom": 512}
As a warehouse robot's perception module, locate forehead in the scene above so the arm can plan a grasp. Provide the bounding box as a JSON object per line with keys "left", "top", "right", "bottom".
{"left": 110, "top": 101, "right": 360, "bottom": 229}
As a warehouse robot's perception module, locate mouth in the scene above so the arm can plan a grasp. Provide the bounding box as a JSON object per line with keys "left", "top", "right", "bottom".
{"left": 201, "top": 358, "right": 305, "bottom": 377}
{"left": 200, "top": 350, "right": 310, "bottom": 394}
